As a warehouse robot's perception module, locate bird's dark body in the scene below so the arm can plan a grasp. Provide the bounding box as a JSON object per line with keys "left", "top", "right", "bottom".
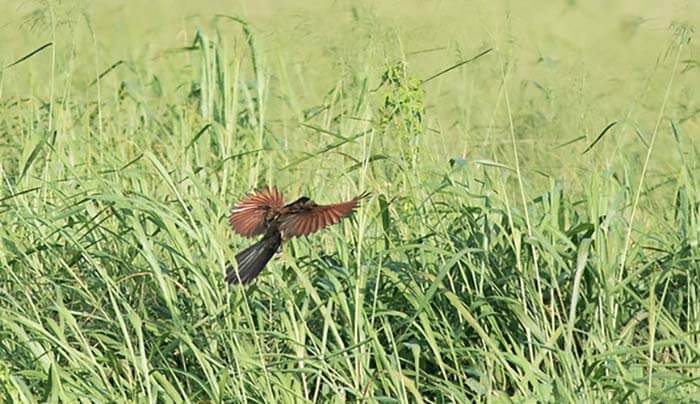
{"left": 225, "top": 198, "right": 311, "bottom": 284}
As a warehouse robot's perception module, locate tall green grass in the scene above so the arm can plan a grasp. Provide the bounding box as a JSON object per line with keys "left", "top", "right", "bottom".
{"left": 1, "top": 1, "right": 699, "bottom": 402}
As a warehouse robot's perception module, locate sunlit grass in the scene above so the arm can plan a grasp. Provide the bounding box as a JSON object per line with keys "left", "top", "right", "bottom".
{"left": 1, "top": 0, "right": 699, "bottom": 402}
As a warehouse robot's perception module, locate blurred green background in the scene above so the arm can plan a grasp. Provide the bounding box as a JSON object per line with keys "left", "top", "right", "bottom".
{"left": 4, "top": 0, "right": 697, "bottom": 178}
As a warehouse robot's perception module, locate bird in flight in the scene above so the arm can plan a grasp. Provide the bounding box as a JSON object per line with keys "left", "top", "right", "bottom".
{"left": 226, "top": 186, "right": 369, "bottom": 285}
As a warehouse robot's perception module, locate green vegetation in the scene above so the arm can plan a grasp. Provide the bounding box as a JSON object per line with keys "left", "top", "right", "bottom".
{"left": 1, "top": 0, "right": 699, "bottom": 402}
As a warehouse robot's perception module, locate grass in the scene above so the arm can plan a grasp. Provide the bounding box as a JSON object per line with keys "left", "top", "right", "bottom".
{"left": 1, "top": 0, "right": 700, "bottom": 402}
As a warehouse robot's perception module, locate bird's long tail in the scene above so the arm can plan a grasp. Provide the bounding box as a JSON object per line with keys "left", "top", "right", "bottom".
{"left": 225, "top": 231, "right": 282, "bottom": 285}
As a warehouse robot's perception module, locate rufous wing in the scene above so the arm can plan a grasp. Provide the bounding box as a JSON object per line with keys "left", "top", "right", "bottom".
{"left": 229, "top": 187, "right": 285, "bottom": 237}
{"left": 280, "top": 193, "right": 369, "bottom": 238}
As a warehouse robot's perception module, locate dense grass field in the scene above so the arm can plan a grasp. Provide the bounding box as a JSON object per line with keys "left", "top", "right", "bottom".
{"left": 1, "top": 0, "right": 700, "bottom": 402}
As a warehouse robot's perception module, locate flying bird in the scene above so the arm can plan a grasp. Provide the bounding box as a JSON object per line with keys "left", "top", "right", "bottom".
{"left": 226, "top": 186, "right": 369, "bottom": 285}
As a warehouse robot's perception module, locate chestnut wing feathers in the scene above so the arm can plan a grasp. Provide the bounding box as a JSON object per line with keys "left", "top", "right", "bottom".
{"left": 229, "top": 187, "right": 285, "bottom": 237}
{"left": 280, "top": 195, "right": 365, "bottom": 238}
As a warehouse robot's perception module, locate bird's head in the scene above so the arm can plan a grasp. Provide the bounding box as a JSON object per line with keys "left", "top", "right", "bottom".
{"left": 285, "top": 196, "right": 311, "bottom": 207}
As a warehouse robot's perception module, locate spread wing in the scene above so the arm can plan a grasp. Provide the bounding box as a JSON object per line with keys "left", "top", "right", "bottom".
{"left": 280, "top": 192, "right": 369, "bottom": 238}
{"left": 229, "top": 187, "right": 285, "bottom": 237}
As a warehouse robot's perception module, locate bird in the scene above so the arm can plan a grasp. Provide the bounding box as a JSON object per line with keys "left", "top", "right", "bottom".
{"left": 225, "top": 186, "right": 369, "bottom": 285}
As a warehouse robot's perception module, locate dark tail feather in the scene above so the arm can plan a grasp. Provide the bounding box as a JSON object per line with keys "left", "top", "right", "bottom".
{"left": 225, "top": 231, "right": 282, "bottom": 285}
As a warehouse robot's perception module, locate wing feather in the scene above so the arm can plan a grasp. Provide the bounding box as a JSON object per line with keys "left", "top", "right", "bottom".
{"left": 229, "top": 187, "right": 285, "bottom": 237}
{"left": 280, "top": 193, "right": 368, "bottom": 238}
